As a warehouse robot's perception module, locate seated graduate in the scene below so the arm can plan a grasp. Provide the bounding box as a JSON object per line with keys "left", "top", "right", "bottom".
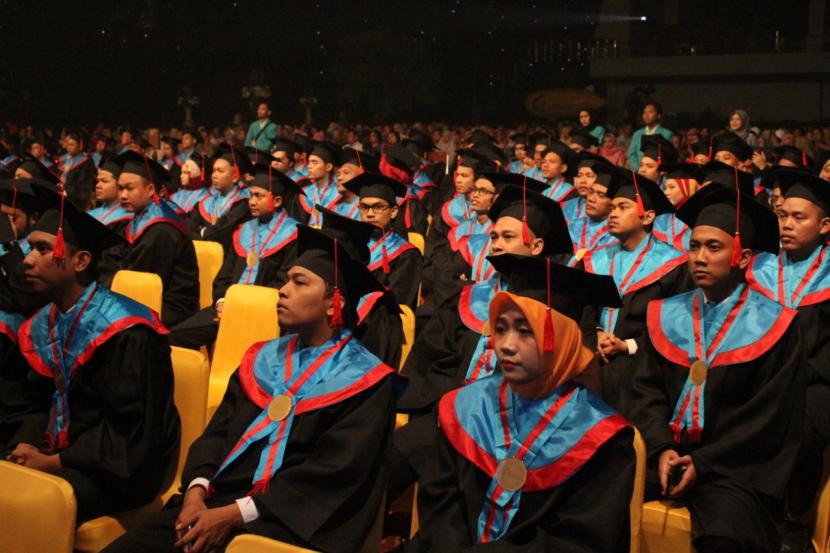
{"left": 538, "top": 140, "right": 577, "bottom": 202}
{"left": 377, "top": 144, "right": 430, "bottom": 236}
{"left": 583, "top": 170, "right": 689, "bottom": 414}
{"left": 187, "top": 145, "right": 253, "bottom": 253}
{"left": 565, "top": 153, "right": 620, "bottom": 260}
{"left": 631, "top": 183, "right": 801, "bottom": 553}
{"left": 56, "top": 129, "right": 98, "bottom": 210}
{"left": 170, "top": 152, "right": 211, "bottom": 215}
{"left": 744, "top": 168, "right": 830, "bottom": 551}
{"left": 409, "top": 254, "right": 634, "bottom": 553}
{"left": 333, "top": 146, "right": 376, "bottom": 220}
{"left": 4, "top": 182, "right": 180, "bottom": 523}
{"left": 0, "top": 178, "right": 47, "bottom": 256}
{"left": 637, "top": 134, "right": 678, "bottom": 183}
{"left": 88, "top": 153, "right": 133, "bottom": 231}
{"left": 169, "top": 164, "right": 302, "bottom": 350}
{"left": 401, "top": 129, "right": 442, "bottom": 210}
{"left": 288, "top": 141, "right": 342, "bottom": 227}
{"left": 341, "top": 172, "right": 423, "bottom": 309}
{"left": 115, "top": 150, "right": 199, "bottom": 327}
{"left": 653, "top": 162, "right": 702, "bottom": 250}
{"left": 103, "top": 223, "right": 401, "bottom": 553}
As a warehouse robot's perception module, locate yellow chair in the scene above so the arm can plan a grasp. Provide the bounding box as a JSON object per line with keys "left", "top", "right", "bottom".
{"left": 0, "top": 460, "right": 76, "bottom": 553}
{"left": 74, "top": 500, "right": 163, "bottom": 553}
{"left": 407, "top": 232, "right": 425, "bottom": 256}
{"left": 162, "top": 346, "right": 210, "bottom": 501}
{"left": 641, "top": 501, "right": 693, "bottom": 553}
{"left": 209, "top": 284, "right": 280, "bottom": 413}
{"left": 192, "top": 240, "right": 225, "bottom": 309}
{"left": 811, "top": 449, "right": 830, "bottom": 553}
{"left": 111, "top": 269, "right": 163, "bottom": 316}
{"left": 399, "top": 304, "right": 415, "bottom": 371}
{"left": 226, "top": 535, "right": 318, "bottom": 552}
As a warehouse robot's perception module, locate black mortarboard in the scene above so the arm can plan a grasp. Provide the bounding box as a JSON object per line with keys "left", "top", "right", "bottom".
{"left": 469, "top": 128, "right": 495, "bottom": 146}
{"left": 542, "top": 141, "right": 576, "bottom": 169}
{"left": 530, "top": 132, "right": 552, "bottom": 147}
{"left": 677, "top": 183, "right": 779, "bottom": 256}
{"left": 16, "top": 155, "right": 60, "bottom": 185}
{"left": 0, "top": 179, "right": 49, "bottom": 215}
{"left": 640, "top": 135, "right": 678, "bottom": 164}
{"left": 775, "top": 145, "right": 812, "bottom": 170}
{"left": 115, "top": 150, "right": 170, "bottom": 185}
{"left": 689, "top": 140, "right": 712, "bottom": 159}
{"left": 29, "top": 181, "right": 126, "bottom": 256}
{"left": 699, "top": 160, "right": 754, "bottom": 196}
{"left": 510, "top": 133, "right": 527, "bottom": 146}
{"left": 212, "top": 145, "right": 253, "bottom": 177}
{"left": 272, "top": 139, "right": 302, "bottom": 158}
{"left": 659, "top": 163, "right": 703, "bottom": 181}
{"left": 293, "top": 133, "right": 312, "bottom": 154}
{"left": 606, "top": 170, "right": 675, "bottom": 215}
{"left": 402, "top": 129, "right": 435, "bottom": 156}
{"left": 318, "top": 205, "right": 377, "bottom": 264}
{"left": 161, "top": 135, "right": 181, "bottom": 149}
{"left": 775, "top": 168, "right": 830, "bottom": 214}
{"left": 487, "top": 253, "right": 623, "bottom": 319}
{"left": 713, "top": 132, "right": 753, "bottom": 162}
{"left": 249, "top": 163, "right": 302, "bottom": 197}
{"left": 487, "top": 184, "right": 573, "bottom": 255}
{"left": 341, "top": 148, "right": 379, "bottom": 173}
{"left": 308, "top": 141, "right": 341, "bottom": 166}
{"left": 245, "top": 147, "right": 275, "bottom": 166}
{"left": 474, "top": 141, "right": 508, "bottom": 165}
{"left": 381, "top": 144, "right": 420, "bottom": 174}
{"left": 343, "top": 172, "right": 406, "bottom": 205}
{"left": 478, "top": 172, "right": 548, "bottom": 195}
{"left": 569, "top": 130, "right": 599, "bottom": 150}
{"left": 576, "top": 152, "right": 618, "bottom": 187}
{"left": 456, "top": 148, "right": 497, "bottom": 174}
{"left": 98, "top": 152, "right": 122, "bottom": 178}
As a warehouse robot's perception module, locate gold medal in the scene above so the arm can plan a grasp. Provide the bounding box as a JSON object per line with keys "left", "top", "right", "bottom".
{"left": 54, "top": 372, "right": 66, "bottom": 394}
{"left": 267, "top": 395, "right": 293, "bottom": 421}
{"left": 495, "top": 457, "right": 527, "bottom": 491}
{"left": 481, "top": 321, "right": 491, "bottom": 337}
{"left": 690, "top": 359, "right": 708, "bottom": 386}
{"left": 246, "top": 251, "right": 259, "bottom": 268}
{"left": 575, "top": 248, "right": 588, "bottom": 261}
{"left": 211, "top": 215, "right": 219, "bottom": 225}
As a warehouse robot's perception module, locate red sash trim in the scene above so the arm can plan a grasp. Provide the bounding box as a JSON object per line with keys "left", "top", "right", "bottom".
{"left": 366, "top": 242, "right": 416, "bottom": 272}
{"left": 458, "top": 284, "right": 486, "bottom": 334}
{"left": 0, "top": 321, "right": 17, "bottom": 342}
{"left": 232, "top": 226, "right": 298, "bottom": 260}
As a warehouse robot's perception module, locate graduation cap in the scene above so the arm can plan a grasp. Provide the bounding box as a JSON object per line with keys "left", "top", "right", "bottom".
{"left": 775, "top": 145, "right": 812, "bottom": 170}
{"left": 542, "top": 141, "right": 576, "bottom": 168}
{"left": 530, "top": 131, "right": 552, "bottom": 147}
{"left": 180, "top": 127, "right": 200, "bottom": 142}
{"left": 160, "top": 135, "right": 181, "bottom": 149}
{"left": 487, "top": 253, "right": 623, "bottom": 317}
{"left": 640, "top": 135, "right": 678, "bottom": 164}
{"left": 469, "top": 128, "right": 495, "bottom": 146}
{"left": 569, "top": 130, "right": 599, "bottom": 151}
{"left": 456, "top": 148, "right": 498, "bottom": 174}
{"left": 317, "top": 205, "right": 376, "bottom": 264}
{"left": 576, "top": 152, "right": 618, "bottom": 187}
{"left": 16, "top": 155, "right": 60, "bottom": 185}
{"left": 473, "top": 141, "right": 508, "bottom": 165}
{"left": 510, "top": 133, "right": 527, "bottom": 146}
{"left": 606, "top": 170, "right": 675, "bottom": 216}
{"left": 659, "top": 163, "right": 703, "bottom": 181}
{"left": 115, "top": 150, "right": 171, "bottom": 186}
{"left": 0, "top": 178, "right": 51, "bottom": 215}
{"left": 97, "top": 152, "right": 122, "bottom": 178}
{"left": 245, "top": 147, "right": 275, "bottom": 166}
{"left": 63, "top": 128, "right": 87, "bottom": 149}
{"left": 699, "top": 160, "right": 754, "bottom": 196}
{"left": 342, "top": 172, "right": 406, "bottom": 205}
{"left": 713, "top": 132, "right": 753, "bottom": 162}
{"left": 689, "top": 140, "right": 712, "bottom": 160}
{"left": 774, "top": 168, "right": 830, "bottom": 214}
{"left": 308, "top": 141, "right": 342, "bottom": 166}
{"left": 272, "top": 139, "right": 302, "bottom": 158}
{"left": 487, "top": 184, "right": 573, "bottom": 255}
{"left": 212, "top": 145, "right": 253, "bottom": 179}
{"left": 402, "top": 129, "right": 435, "bottom": 156}
{"left": 249, "top": 163, "right": 302, "bottom": 200}
{"left": 29, "top": 180, "right": 126, "bottom": 258}
{"left": 293, "top": 133, "right": 313, "bottom": 155}
{"left": 341, "top": 147, "right": 379, "bottom": 173}
{"left": 677, "top": 183, "right": 779, "bottom": 265}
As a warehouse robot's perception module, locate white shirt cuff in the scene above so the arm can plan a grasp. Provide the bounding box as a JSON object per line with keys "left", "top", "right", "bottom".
{"left": 625, "top": 339, "right": 638, "bottom": 355}
{"left": 200, "top": 228, "right": 206, "bottom": 237}
{"left": 235, "top": 496, "right": 260, "bottom": 523}
{"left": 187, "top": 477, "right": 210, "bottom": 492}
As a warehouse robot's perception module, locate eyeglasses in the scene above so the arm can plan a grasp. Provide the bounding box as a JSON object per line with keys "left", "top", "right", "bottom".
{"left": 358, "top": 203, "right": 391, "bottom": 214}
{"left": 469, "top": 186, "right": 496, "bottom": 196}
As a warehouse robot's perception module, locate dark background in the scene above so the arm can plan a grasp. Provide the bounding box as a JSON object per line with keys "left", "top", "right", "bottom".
{"left": 0, "top": 0, "right": 813, "bottom": 128}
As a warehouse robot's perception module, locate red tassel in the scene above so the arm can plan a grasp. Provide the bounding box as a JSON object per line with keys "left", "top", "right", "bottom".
{"left": 330, "top": 287, "right": 344, "bottom": 328}
{"left": 542, "top": 308, "right": 556, "bottom": 353}
{"left": 152, "top": 191, "right": 161, "bottom": 205}
{"left": 636, "top": 194, "right": 646, "bottom": 217}
{"left": 486, "top": 336, "right": 493, "bottom": 350}
{"left": 267, "top": 193, "right": 275, "bottom": 212}
{"left": 56, "top": 429, "right": 70, "bottom": 450}
{"left": 803, "top": 152, "right": 809, "bottom": 168}
{"left": 686, "top": 427, "right": 702, "bottom": 444}
{"left": 730, "top": 232, "right": 743, "bottom": 268}
{"left": 53, "top": 227, "right": 66, "bottom": 261}
{"left": 249, "top": 479, "right": 270, "bottom": 496}
{"left": 381, "top": 245, "right": 391, "bottom": 274}
{"left": 521, "top": 216, "right": 532, "bottom": 246}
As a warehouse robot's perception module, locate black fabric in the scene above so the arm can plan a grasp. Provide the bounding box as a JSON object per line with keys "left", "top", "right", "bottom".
{"left": 371, "top": 246, "right": 423, "bottom": 310}
{"left": 186, "top": 198, "right": 252, "bottom": 255}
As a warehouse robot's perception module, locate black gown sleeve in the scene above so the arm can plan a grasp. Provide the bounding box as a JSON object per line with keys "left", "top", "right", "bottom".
{"left": 388, "top": 249, "right": 424, "bottom": 310}
{"left": 201, "top": 201, "right": 251, "bottom": 252}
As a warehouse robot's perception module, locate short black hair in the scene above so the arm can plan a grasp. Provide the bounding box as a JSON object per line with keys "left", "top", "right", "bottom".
{"left": 645, "top": 102, "right": 663, "bottom": 115}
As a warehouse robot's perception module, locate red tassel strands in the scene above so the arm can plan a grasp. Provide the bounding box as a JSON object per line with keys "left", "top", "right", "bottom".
{"left": 229, "top": 146, "right": 241, "bottom": 182}
{"left": 631, "top": 171, "right": 646, "bottom": 217}
{"left": 52, "top": 182, "right": 67, "bottom": 261}
{"left": 329, "top": 238, "right": 344, "bottom": 328}
{"left": 521, "top": 176, "right": 532, "bottom": 245}
{"left": 381, "top": 244, "right": 391, "bottom": 274}
{"left": 267, "top": 165, "right": 275, "bottom": 212}
{"left": 543, "top": 259, "right": 556, "bottom": 353}
{"left": 200, "top": 153, "right": 207, "bottom": 184}
{"left": 730, "top": 167, "right": 743, "bottom": 268}
{"left": 707, "top": 137, "right": 714, "bottom": 162}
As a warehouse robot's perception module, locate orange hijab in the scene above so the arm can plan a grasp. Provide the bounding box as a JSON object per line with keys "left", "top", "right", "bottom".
{"left": 488, "top": 291, "right": 595, "bottom": 400}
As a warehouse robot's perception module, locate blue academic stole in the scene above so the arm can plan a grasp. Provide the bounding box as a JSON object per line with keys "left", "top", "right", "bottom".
{"left": 126, "top": 200, "right": 187, "bottom": 244}
{"left": 298, "top": 177, "right": 340, "bottom": 226}
{"left": 87, "top": 203, "right": 133, "bottom": 227}
{"left": 459, "top": 233, "right": 495, "bottom": 282}
{"left": 562, "top": 196, "right": 586, "bottom": 222}
{"left": 441, "top": 194, "right": 472, "bottom": 228}
{"left": 0, "top": 309, "right": 25, "bottom": 343}
{"left": 448, "top": 217, "right": 492, "bottom": 252}
{"left": 58, "top": 153, "right": 90, "bottom": 176}
{"left": 653, "top": 213, "right": 690, "bottom": 251}
{"left": 747, "top": 247, "right": 830, "bottom": 308}
{"left": 198, "top": 186, "right": 250, "bottom": 225}
{"left": 542, "top": 177, "right": 574, "bottom": 203}
{"left": 458, "top": 278, "right": 503, "bottom": 383}
{"left": 333, "top": 196, "right": 361, "bottom": 220}
{"left": 171, "top": 188, "right": 211, "bottom": 214}
{"left": 367, "top": 230, "right": 416, "bottom": 274}
{"left": 232, "top": 210, "right": 298, "bottom": 284}
{"left": 407, "top": 170, "right": 436, "bottom": 201}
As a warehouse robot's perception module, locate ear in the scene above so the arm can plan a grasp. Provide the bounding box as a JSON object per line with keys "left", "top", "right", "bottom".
{"left": 272, "top": 195, "right": 284, "bottom": 210}
{"left": 530, "top": 237, "right": 545, "bottom": 256}
{"left": 737, "top": 248, "right": 753, "bottom": 270}
{"left": 820, "top": 216, "right": 830, "bottom": 236}
{"left": 561, "top": 163, "right": 568, "bottom": 175}
{"left": 73, "top": 250, "right": 93, "bottom": 274}
{"left": 325, "top": 162, "right": 334, "bottom": 173}
{"left": 641, "top": 209, "right": 656, "bottom": 226}
{"left": 389, "top": 205, "right": 399, "bottom": 219}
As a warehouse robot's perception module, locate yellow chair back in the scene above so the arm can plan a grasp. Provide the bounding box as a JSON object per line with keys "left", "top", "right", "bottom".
{"left": 630, "top": 428, "right": 647, "bottom": 553}
{"left": 111, "top": 270, "right": 163, "bottom": 316}
{"left": 407, "top": 232, "right": 425, "bottom": 256}
{"left": 192, "top": 240, "right": 225, "bottom": 309}
{"left": 399, "top": 304, "right": 415, "bottom": 371}
{"left": 641, "top": 501, "right": 693, "bottom": 553}
{"left": 811, "top": 450, "right": 830, "bottom": 553}
{"left": 209, "top": 284, "right": 280, "bottom": 412}
{"left": 226, "top": 535, "right": 318, "bottom": 552}
{"left": 0, "top": 461, "right": 76, "bottom": 553}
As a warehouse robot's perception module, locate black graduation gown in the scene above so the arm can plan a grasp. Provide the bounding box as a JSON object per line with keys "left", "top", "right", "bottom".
{"left": 393, "top": 198, "right": 429, "bottom": 236}
{"left": 371, "top": 248, "right": 423, "bottom": 310}
{"left": 123, "top": 222, "right": 199, "bottom": 327}
{"left": 97, "top": 219, "right": 131, "bottom": 288}
{"left": 14, "top": 326, "right": 180, "bottom": 523}
{"left": 104, "top": 370, "right": 396, "bottom": 553}
{"left": 631, "top": 319, "right": 803, "bottom": 552}
{"left": 407, "top": 428, "right": 635, "bottom": 553}
{"left": 0, "top": 334, "right": 51, "bottom": 452}
{"left": 62, "top": 156, "right": 98, "bottom": 210}
{"left": 0, "top": 244, "right": 45, "bottom": 317}
{"left": 187, "top": 200, "right": 252, "bottom": 256}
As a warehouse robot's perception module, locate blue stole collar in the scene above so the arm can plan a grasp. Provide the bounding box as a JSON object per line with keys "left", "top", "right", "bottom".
{"left": 175, "top": 149, "right": 194, "bottom": 165}
{"left": 287, "top": 165, "right": 309, "bottom": 181}
{"left": 367, "top": 230, "right": 415, "bottom": 273}
{"left": 198, "top": 186, "right": 250, "bottom": 224}
{"left": 0, "top": 309, "right": 25, "bottom": 342}
{"left": 542, "top": 177, "right": 574, "bottom": 202}
{"left": 439, "top": 375, "right": 628, "bottom": 543}
{"left": 170, "top": 188, "right": 210, "bottom": 214}
{"left": 747, "top": 247, "right": 830, "bottom": 308}
{"left": 449, "top": 216, "right": 492, "bottom": 252}
{"left": 441, "top": 194, "right": 471, "bottom": 228}
{"left": 298, "top": 177, "right": 340, "bottom": 226}
{"left": 458, "top": 278, "right": 503, "bottom": 334}
{"left": 459, "top": 234, "right": 495, "bottom": 282}
{"left": 233, "top": 210, "right": 299, "bottom": 285}
{"left": 407, "top": 170, "right": 436, "bottom": 201}
{"left": 653, "top": 213, "right": 690, "bottom": 251}
{"left": 58, "top": 153, "right": 90, "bottom": 174}
{"left": 333, "top": 196, "right": 361, "bottom": 220}
{"left": 647, "top": 285, "right": 796, "bottom": 443}
{"left": 18, "top": 284, "right": 167, "bottom": 450}
{"left": 217, "top": 331, "right": 395, "bottom": 493}
{"left": 562, "top": 196, "right": 586, "bottom": 222}
{"left": 87, "top": 203, "right": 133, "bottom": 227}
{"left": 126, "top": 200, "right": 186, "bottom": 243}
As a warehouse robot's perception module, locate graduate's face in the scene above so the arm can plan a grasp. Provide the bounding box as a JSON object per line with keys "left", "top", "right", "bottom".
{"left": 693, "top": 154, "right": 710, "bottom": 165}
{"left": 586, "top": 183, "right": 612, "bottom": 219}
{"left": 248, "top": 187, "right": 281, "bottom": 217}
{"left": 688, "top": 225, "right": 750, "bottom": 289}
{"left": 0, "top": 204, "right": 31, "bottom": 238}
{"left": 29, "top": 142, "right": 45, "bottom": 158}
{"left": 579, "top": 110, "right": 591, "bottom": 127}
{"left": 575, "top": 167, "right": 596, "bottom": 197}
{"left": 637, "top": 156, "right": 660, "bottom": 181}
{"left": 714, "top": 150, "right": 740, "bottom": 168}
{"left": 541, "top": 152, "right": 566, "bottom": 180}
{"left": 95, "top": 169, "right": 119, "bottom": 203}
{"left": 513, "top": 143, "right": 527, "bottom": 160}
{"left": 307, "top": 155, "right": 333, "bottom": 181}
{"left": 271, "top": 150, "right": 293, "bottom": 173}
{"left": 454, "top": 166, "right": 475, "bottom": 195}
{"left": 180, "top": 133, "right": 196, "bottom": 151}
{"left": 211, "top": 159, "right": 236, "bottom": 193}
{"left": 336, "top": 163, "right": 363, "bottom": 188}
{"left": 22, "top": 231, "right": 91, "bottom": 294}
{"left": 490, "top": 217, "right": 543, "bottom": 256}
{"left": 278, "top": 266, "right": 334, "bottom": 330}
{"left": 642, "top": 104, "right": 660, "bottom": 126}
{"left": 778, "top": 197, "right": 830, "bottom": 255}
{"left": 117, "top": 172, "right": 154, "bottom": 212}
{"left": 161, "top": 143, "right": 173, "bottom": 158}
{"left": 608, "top": 197, "right": 654, "bottom": 237}
{"left": 469, "top": 178, "right": 497, "bottom": 214}
{"left": 821, "top": 161, "right": 830, "bottom": 183}
{"left": 359, "top": 196, "right": 397, "bottom": 228}
{"left": 493, "top": 301, "right": 542, "bottom": 387}
{"left": 533, "top": 144, "right": 546, "bottom": 166}
{"left": 663, "top": 178, "right": 691, "bottom": 206}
